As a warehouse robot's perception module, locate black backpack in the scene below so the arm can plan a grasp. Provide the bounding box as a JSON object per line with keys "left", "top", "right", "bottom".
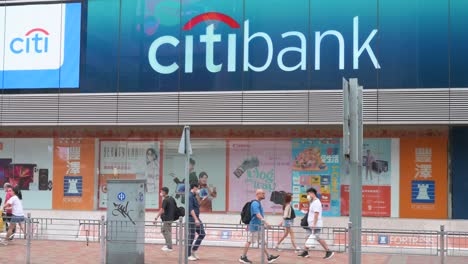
{"left": 300, "top": 212, "right": 310, "bottom": 230}
{"left": 290, "top": 208, "right": 296, "bottom": 219}
{"left": 169, "top": 197, "right": 185, "bottom": 221}
{"left": 174, "top": 206, "right": 185, "bottom": 220}
{"left": 240, "top": 200, "right": 258, "bottom": 224}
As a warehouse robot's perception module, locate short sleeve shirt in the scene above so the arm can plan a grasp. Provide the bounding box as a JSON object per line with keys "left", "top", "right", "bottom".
{"left": 161, "top": 196, "right": 176, "bottom": 221}
{"left": 249, "top": 200, "right": 263, "bottom": 232}
{"left": 307, "top": 198, "right": 323, "bottom": 228}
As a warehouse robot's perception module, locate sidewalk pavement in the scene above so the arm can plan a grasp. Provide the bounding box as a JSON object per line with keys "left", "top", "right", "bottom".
{"left": 0, "top": 240, "right": 468, "bottom": 264}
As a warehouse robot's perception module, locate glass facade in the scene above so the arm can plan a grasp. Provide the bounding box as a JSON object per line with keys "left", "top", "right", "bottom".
{"left": 0, "top": 125, "right": 460, "bottom": 220}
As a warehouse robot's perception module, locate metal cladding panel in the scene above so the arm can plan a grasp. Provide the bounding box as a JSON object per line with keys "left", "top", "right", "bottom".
{"left": 376, "top": 89, "right": 450, "bottom": 124}
{"left": 57, "top": 94, "right": 118, "bottom": 124}
{"left": 0, "top": 89, "right": 466, "bottom": 126}
{"left": 117, "top": 93, "right": 179, "bottom": 124}
{"left": 0, "top": 94, "right": 60, "bottom": 125}
{"left": 242, "top": 91, "right": 309, "bottom": 124}
{"left": 450, "top": 89, "right": 468, "bottom": 124}
{"left": 179, "top": 92, "right": 242, "bottom": 124}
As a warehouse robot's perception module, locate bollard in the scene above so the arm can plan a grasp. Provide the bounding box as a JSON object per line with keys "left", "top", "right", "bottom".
{"left": 178, "top": 217, "right": 183, "bottom": 264}
{"left": 100, "top": 215, "right": 106, "bottom": 264}
{"left": 348, "top": 221, "right": 352, "bottom": 264}
{"left": 260, "top": 221, "right": 266, "bottom": 264}
{"left": 440, "top": 225, "right": 445, "bottom": 264}
{"left": 26, "top": 213, "right": 32, "bottom": 264}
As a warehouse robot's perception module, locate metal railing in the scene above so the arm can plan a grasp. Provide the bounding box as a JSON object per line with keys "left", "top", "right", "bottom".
{"left": 3, "top": 214, "right": 466, "bottom": 263}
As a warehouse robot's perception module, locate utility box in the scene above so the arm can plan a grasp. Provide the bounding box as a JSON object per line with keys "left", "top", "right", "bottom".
{"left": 106, "top": 180, "right": 146, "bottom": 264}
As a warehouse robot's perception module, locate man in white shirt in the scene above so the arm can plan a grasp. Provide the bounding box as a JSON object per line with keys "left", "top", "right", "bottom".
{"left": 298, "top": 187, "right": 334, "bottom": 259}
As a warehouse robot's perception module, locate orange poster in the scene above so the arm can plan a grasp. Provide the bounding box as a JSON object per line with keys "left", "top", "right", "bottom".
{"left": 52, "top": 138, "right": 95, "bottom": 210}
{"left": 400, "top": 137, "right": 448, "bottom": 218}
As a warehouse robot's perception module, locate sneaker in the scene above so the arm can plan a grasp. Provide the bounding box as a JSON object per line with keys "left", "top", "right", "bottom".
{"left": 0, "top": 240, "right": 8, "bottom": 246}
{"left": 294, "top": 247, "right": 303, "bottom": 253}
{"left": 8, "top": 233, "right": 14, "bottom": 241}
{"left": 267, "top": 255, "right": 280, "bottom": 263}
{"left": 298, "top": 250, "right": 309, "bottom": 258}
{"left": 274, "top": 245, "right": 282, "bottom": 251}
{"left": 192, "top": 252, "right": 200, "bottom": 260}
{"left": 324, "top": 251, "right": 335, "bottom": 259}
{"left": 188, "top": 255, "right": 197, "bottom": 261}
{"left": 162, "top": 247, "right": 173, "bottom": 252}
{"left": 239, "top": 255, "right": 252, "bottom": 264}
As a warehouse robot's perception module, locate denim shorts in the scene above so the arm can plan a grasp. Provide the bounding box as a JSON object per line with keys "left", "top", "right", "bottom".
{"left": 284, "top": 219, "right": 293, "bottom": 228}
{"left": 11, "top": 215, "right": 25, "bottom": 223}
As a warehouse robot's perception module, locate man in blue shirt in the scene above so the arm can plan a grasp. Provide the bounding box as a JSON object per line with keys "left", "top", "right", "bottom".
{"left": 239, "top": 189, "right": 280, "bottom": 263}
{"left": 188, "top": 183, "right": 205, "bottom": 261}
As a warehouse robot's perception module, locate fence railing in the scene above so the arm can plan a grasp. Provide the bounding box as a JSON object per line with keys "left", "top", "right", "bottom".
{"left": 3, "top": 213, "right": 467, "bottom": 264}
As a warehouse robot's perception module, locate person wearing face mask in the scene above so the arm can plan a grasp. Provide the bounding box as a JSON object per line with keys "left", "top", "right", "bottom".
{"left": 187, "top": 183, "right": 205, "bottom": 261}
{"left": 154, "top": 187, "right": 177, "bottom": 252}
{"left": 298, "top": 187, "right": 334, "bottom": 259}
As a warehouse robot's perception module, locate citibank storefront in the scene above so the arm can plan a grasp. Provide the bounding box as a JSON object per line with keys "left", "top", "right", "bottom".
{"left": 0, "top": 0, "right": 468, "bottom": 221}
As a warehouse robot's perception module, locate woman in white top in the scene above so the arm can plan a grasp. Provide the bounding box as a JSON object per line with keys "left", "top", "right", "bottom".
{"left": 1, "top": 186, "right": 25, "bottom": 245}
{"left": 275, "top": 193, "right": 301, "bottom": 252}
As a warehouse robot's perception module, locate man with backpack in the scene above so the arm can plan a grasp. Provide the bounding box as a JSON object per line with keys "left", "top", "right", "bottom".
{"left": 187, "top": 183, "right": 205, "bottom": 261}
{"left": 154, "top": 187, "right": 177, "bottom": 252}
{"left": 239, "top": 189, "right": 280, "bottom": 264}
{"left": 297, "top": 187, "right": 334, "bottom": 259}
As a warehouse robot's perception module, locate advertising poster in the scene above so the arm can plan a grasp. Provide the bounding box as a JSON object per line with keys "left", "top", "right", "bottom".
{"left": 341, "top": 139, "right": 392, "bottom": 217}
{"left": 52, "top": 138, "right": 95, "bottom": 210}
{"left": 0, "top": 138, "right": 53, "bottom": 209}
{"left": 399, "top": 137, "right": 448, "bottom": 219}
{"left": 163, "top": 140, "right": 226, "bottom": 212}
{"left": 228, "top": 140, "right": 292, "bottom": 214}
{"left": 292, "top": 139, "right": 340, "bottom": 217}
{"left": 98, "top": 140, "right": 160, "bottom": 209}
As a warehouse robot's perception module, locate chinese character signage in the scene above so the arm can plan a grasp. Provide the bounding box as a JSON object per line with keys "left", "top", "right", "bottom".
{"left": 400, "top": 137, "right": 448, "bottom": 218}
{"left": 291, "top": 138, "right": 341, "bottom": 217}
{"left": 98, "top": 140, "right": 160, "bottom": 209}
{"left": 53, "top": 138, "right": 95, "bottom": 210}
{"left": 341, "top": 139, "right": 392, "bottom": 217}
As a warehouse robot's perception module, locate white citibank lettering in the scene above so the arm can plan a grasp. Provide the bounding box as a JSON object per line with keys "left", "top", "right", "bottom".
{"left": 148, "top": 14, "right": 380, "bottom": 74}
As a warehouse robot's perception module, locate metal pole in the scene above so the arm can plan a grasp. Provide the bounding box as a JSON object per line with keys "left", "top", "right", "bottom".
{"left": 348, "top": 79, "right": 362, "bottom": 264}
{"left": 183, "top": 126, "right": 191, "bottom": 264}
{"left": 348, "top": 222, "right": 352, "bottom": 264}
{"left": 260, "top": 220, "right": 266, "bottom": 264}
{"left": 26, "top": 213, "right": 31, "bottom": 264}
{"left": 178, "top": 217, "right": 183, "bottom": 264}
{"left": 440, "top": 225, "right": 445, "bottom": 264}
{"left": 100, "top": 215, "right": 106, "bottom": 264}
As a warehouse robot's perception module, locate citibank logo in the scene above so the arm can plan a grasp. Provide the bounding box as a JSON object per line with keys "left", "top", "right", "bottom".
{"left": 10, "top": 28, "right": 50, "bottom": 54}
{"left": 148, "top": 12, "right": 381, "bottom": 74}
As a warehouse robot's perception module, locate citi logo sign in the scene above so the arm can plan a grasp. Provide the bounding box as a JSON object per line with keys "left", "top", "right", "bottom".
{"left": 148, "top": 12, "right": 381, "bottom": 74}
{"left": 10, "top": 28, "right": 50, "bottom": 54}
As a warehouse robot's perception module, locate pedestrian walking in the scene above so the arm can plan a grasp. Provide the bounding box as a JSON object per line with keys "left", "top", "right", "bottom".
{"left": 274, "top": 193, "right": 301, "bottom": 252}
{"left": 1, "top": 186, "right": 25, "bottom": 246}
{"left": 154, "top": 187, "right": 177, "bottom": 252}
{"left": 187, "top": 183, "right": 205, "bottom": 261}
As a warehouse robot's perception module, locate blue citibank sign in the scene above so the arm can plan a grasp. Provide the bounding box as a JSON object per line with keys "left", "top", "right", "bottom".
{"left": 148, "top": 13, "right": 380, "bottom": 74}
{"left": 84, "top": 0, "right": 468, "bottom": 93}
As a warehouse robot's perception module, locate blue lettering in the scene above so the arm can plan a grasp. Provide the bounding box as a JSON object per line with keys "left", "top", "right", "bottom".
{"left": 9, "top": 35, "right": 49, "bottom": 54}
{"left": 10, "top": 38, "right": 23, "bottom": 54}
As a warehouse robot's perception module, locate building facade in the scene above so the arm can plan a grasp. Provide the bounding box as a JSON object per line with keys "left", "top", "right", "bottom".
{"left": 0, "top": 0, "right": 468, "bottom": 220}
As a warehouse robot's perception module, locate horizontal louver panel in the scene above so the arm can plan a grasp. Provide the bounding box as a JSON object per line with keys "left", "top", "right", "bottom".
{"left": 450, "top": 89, "right": 468, "bottom": 124}
{"left": 1, "top": 94, "right": 59, "bottom": 125}
{"left": 242, "top": 91, "right": 308, "bottom": 124}
{"left": 377, "top": 89, "right": 450, "bottom": 123}
{"left": 179, "top": 92, "right": 242, "bottom": 124}
{"left": 0, "top": 88, "right": 466, "bottom": 125}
